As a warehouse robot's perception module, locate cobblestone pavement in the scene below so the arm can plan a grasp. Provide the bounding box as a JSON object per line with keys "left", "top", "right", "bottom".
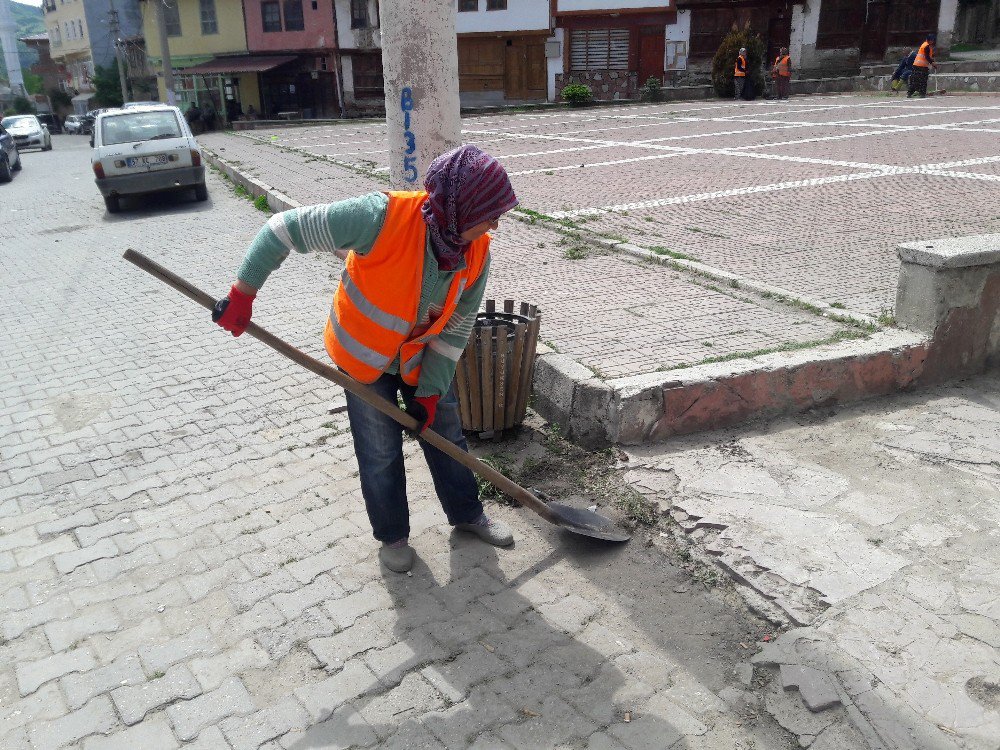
{"left": 623, "top": 372, "right": 1000, "bottom": 750}
{"left": 2, "top": 136, "right": 804, "bottom": 749}
{"left": 206, "top": 93, "right": 1000, "bottom": 323}
{"left": 204, "top": 95, "right": 1000, "bottom": 378}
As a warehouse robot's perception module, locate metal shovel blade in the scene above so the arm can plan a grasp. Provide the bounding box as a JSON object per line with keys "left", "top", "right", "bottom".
{"left": 548, "top": 502, "right": 632, "bottom": 542}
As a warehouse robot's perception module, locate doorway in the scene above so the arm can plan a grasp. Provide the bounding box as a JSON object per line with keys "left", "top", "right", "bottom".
{"left": 861, "top": 0, "right": 889, "bottom": 61}
{"left": 638, "top": 26, "right": 666, "bottom": 85}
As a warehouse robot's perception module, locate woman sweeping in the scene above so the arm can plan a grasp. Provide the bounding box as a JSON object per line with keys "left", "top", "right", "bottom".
{"left": 213, "top": 145, "right": 519, "bottom": 573}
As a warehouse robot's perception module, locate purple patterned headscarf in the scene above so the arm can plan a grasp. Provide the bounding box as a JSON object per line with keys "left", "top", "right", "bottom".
{"left": 422, "top": 145, "right": 518, "bottom": 270}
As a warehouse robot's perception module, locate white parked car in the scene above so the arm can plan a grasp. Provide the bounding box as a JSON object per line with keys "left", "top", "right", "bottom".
{"left": 91, "top": 105, "right": 208, "bottom": 213}
{"left": 64, "top": 114, "right": 86, "bottom": 134}
{"left": 0, "top": 115, "right": 52, "bottom": 152}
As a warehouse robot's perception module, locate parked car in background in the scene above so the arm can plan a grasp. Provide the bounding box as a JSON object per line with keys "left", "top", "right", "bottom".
{"left": 122, "top": 101, "right": 161, "bottom": 109}
{"left": 91, "top": 105, "right": 208, "bottom": 213}
{"left": 0, "top": 122, "right": 23, "bottom": 182}
{"left": 64, "top": 115, "right": 85, "bottom": 134}
{"left": 0, "top": 115, "right": 52, "bottom": 152}
{"left": 36, "top": 113, "right": 63, "bottom": 134}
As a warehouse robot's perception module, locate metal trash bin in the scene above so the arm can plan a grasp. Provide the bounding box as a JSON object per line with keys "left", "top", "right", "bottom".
{"left": 455, "top": 299, "right": 541, "bottom": 437}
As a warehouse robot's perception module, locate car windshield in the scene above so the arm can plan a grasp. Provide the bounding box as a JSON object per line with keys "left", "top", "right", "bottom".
{"left": 1, "top": 116, "right": 36, "bottom": 128}
{"left": 100, "top": 111, "right": 182, "bottom": 146}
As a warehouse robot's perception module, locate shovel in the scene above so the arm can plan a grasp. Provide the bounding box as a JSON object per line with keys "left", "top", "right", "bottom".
{"left": 124, "top": 250, "right": 630, "bottom": 543}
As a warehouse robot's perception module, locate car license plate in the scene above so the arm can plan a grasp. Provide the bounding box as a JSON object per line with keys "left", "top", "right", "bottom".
{"left": 126, "top": 155, "right": 168, "bottom": 168}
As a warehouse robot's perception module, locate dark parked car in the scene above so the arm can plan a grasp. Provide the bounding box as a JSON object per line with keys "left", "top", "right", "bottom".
{"left": 36, "top": 113, "right": 63, "bottom": 134}
{"left": 0, "top": 122, "right": 23, "bottom": 182}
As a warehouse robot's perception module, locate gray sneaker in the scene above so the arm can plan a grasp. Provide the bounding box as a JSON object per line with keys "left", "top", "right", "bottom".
{"left": 379, "top": 540, "right": 414, "bottom": 573}
{"left": 455, "top": 514, "right": 514, "bottom": 547}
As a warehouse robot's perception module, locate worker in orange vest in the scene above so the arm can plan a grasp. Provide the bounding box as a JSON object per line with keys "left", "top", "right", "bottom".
{"left": 214, "top": 146, "right": 520, "bottom": 573}
{"left": 772, "top": 47, "right": 792, "bottom": 100}
{"left": 734, "top": 47, "right": 748, "bottom": 100}
{"left": 907, "top": 32, "right": 937, "bottom": 98}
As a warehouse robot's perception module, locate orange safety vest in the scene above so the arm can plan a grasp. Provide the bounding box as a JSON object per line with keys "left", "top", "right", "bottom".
{"left": 913, "top": 41, "right": 933, "bottom": 69}
{"left": 323, "top": 191, "right": 490, "bottom": 385}
{"left": 734, "top": 54, "right": 747, "bottom": 77}
{"left": 774, "top": 55, "right": 791, "bottom": 77}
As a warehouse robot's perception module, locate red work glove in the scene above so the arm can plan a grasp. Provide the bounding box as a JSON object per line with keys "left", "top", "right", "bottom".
{"left": 405, "top": 395, "right": 440, "bottom": 434}
{"left": 212, "top": 284, "right": 255, "bottom": 337}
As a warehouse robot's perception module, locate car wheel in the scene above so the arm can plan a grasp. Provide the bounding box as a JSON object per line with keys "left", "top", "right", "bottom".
{"left": 104, "top": 195, "right": 121, "bottom": 213}
{"left": 11, "top": 150, "right": 21, "bottom": 171}
{"left": 0, "top": 155, "right": 11, "bottom": 183}
{"left": 194, "top": 183, "right": 209, "bottom": 201}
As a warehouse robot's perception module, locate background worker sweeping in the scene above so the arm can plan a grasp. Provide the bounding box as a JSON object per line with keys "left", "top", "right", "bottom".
{"left": 734, "top": 47, "right": 748, "bottom": 100}
{"left": 908, "top": 33, "right": 937, "bottom": 98}
{"left": 772, "top": 47, "right": 792, "bottom": 100}
{"left": 213, "top": 145, "right": 519, "bottom": 573}
{"left": 890, "top": 48, "right": 917, "bottom": 92}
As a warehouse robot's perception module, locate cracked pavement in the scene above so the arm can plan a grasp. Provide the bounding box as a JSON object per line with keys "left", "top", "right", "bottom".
{"left": 625, "top": 373, "right": 1000, "bottom": 749}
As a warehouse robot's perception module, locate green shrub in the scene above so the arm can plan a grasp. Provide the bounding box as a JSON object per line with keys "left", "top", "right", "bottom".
{"left": 12, "top": 97, "right": 35, "bottom": 114}
{"left": 640, "top": 77, "right": 663, "bottom": 102}
{"left": 711, "top": 22, "right": 767, "bottom": 99}
{"left": 253, "top": 194, "right": 270, "bottom": 212}
{"left": 561, "top": 83, "right": 593, "bottom": 106}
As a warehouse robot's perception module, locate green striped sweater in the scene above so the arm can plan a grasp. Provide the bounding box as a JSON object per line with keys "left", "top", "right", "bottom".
{"left": 237, "top": 191, "right": 490, "bottom": 398}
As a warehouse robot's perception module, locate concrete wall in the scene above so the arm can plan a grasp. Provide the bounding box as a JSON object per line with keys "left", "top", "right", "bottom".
{"left": 547, "top": 27, "right": 564, "bottom": 101}
{"left": 143, "top": 0, "right": 248, "bottom": 59}
{"left": 244, "top": 0, "right": 337, "bottom": 53}
{"left": 455, "top": 0, "right": 549, "bottom": 33}
{"left": 334, "top": 0, "right": 381, "bottom": 51}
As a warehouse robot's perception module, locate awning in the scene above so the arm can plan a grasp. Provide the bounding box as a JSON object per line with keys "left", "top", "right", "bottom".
{"left": 178, "top": 55, "right": 298, "bottom": 75}
{"left": 70, "top": 92, "right": 96, "bottom": 104}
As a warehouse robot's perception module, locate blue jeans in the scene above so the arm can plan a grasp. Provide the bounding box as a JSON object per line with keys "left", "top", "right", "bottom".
{"left": 344, "top": 373, "right": 483, "bottom": 543}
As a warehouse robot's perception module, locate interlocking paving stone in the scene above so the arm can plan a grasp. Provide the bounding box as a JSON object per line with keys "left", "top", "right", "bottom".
{"left": 16, "top": 648, "right": 97, "bottom": 697}
{"left": 111, "top": 664, "right": 202, "bottom": 725}
{"left": 80, "top": 716, "right": 179, "bottom": 750}
{"left": 61, "top": 654, "right": 146, "bottom": 710}
{"left": 28, "top": 696, "right": 117, "bottom": 750}
{"left": 165, "top": 676, "right": 255, "bottom": 741}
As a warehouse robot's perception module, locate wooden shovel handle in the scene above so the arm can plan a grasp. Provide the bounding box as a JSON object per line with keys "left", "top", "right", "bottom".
{"left": 123, "top": 250, "right": 559, "bottom": 525}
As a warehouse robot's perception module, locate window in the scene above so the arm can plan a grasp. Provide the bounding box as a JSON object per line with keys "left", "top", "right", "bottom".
{"left": 262, "top": 1, "right": 281, "bottom": 32}
{"left": 486, "top": 0, "right": 506, "bottom": 9}
{"left": 200, "top": 0, "right": 218, "bottom": 34}
{"left": 350, "top": 0, "right": 369, "bottom": 28}
{"left": 569, "top": 28, "right": 629, "bottom": 71}
{"left": 283, "top": 0, "right": 304, "bottom": 31}
{"left": 77, "top": 19, "right": 83, "bottom": 38}
{"left": 164, "top": 1, "right": 182, "bottom": 37}
{"left": 458, "top": 0, "right": 477, "bottom": 10}
{"left": 352, "top": 54, "right": 384, "bottom": 98}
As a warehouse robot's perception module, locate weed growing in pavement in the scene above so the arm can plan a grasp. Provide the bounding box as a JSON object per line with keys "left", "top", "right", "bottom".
{"left": 667, "top": 329, "right": 869, "bottom": 371}
{"left": 877, "top": 308, "right": 897, "bottom": 327}
{"left": 830, "top": 302, "right": 847, "bottom": 309}
{"left": 648, "top": 246, "right": 696, "bottom": 261}
{"left": 563, "top": 245, "right": 587, "bottom": 260}
{"left": 685, "top": 226, "right": 730, "bottom": 239}
{"left": 541, "top": 338, "right": 561, "bottom": 353}
{"left": 615, "top": 486, "right": 659, "bottom": 527}
{"left": 253, "top": 195, "right": 270, "bottom": 212}
{"left": 477, "top": 454, "right": 517, "bottom": 503}
{"left": 234, "top": 184, "right": 251, "bottom": 200}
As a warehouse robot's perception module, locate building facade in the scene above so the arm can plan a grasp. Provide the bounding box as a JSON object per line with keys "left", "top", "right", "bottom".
{"left": 455, "top": 0, "right": 550, "bottom": 106}
{"left": 43, "top": 0, "right": 95, "bottom": 107}
{"left": 332, "top": 0, "right": 381, "bottom": 115}
{"left": 20, "top": 32, "right": 63, "bottom": 97}
{"left": 552, "top": 0, "right": 677, "bottom": 100}
{"left": 243, "top": 0, "right": 340, "bottom": 118}
{"left": 664, "top": 1, "right": 960, "bottom": 82}
{"left": 143, "top": 0, "right": 256, "bottom": 122}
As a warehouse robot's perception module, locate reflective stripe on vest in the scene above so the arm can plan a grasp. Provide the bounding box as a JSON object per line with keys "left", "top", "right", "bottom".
{"left": 775, "top": 55, "right": 791, "bottom": 76}
{"left": 913, "top": 41, "right": 932, "bottom": 69}
{"left": 323, "top": 191, "right": 489, "bottom": 385}
{"left": 734, "top": 55, "right": 747, "bottom": 77}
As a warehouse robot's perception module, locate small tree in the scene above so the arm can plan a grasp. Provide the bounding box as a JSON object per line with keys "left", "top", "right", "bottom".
{"left": 49, "top": 87, "right": 73, "bottom": 115}
{"left": 711, "top": 22, "right": 767, "bottom": 99}
{"left": 92, "top": 62, "right": 124, "bottom": 108}
{"left": 561, "top": 83, "right": 593, "bottom": 106}
{"left": 12, "top": 96, "right": 35, "bottom": 114}
{"left": 639, "top": 77, "right": 663, "bottom": 102}
{"left": 22, "top": 71, "right": 44, "bottom": 95}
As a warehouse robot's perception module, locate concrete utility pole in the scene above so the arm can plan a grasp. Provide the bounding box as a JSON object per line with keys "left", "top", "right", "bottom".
{"left": 154, "top": 0, "right": 175, "bottom": 105}
{"left": 0, "top": 0, "right": 25, "bottom": 96}
{"left": 108, "top": 0, "right": 129, "bottom": 103}
{"left": 379, "top": 0, "right": 462, "bottom": 190}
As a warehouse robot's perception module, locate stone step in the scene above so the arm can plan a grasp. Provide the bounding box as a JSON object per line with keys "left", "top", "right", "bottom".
{"left": 866, "top": 71, "right": 1000, "bottom": 93}
{"left": 862, "top": 58, "right": 1000, "bottom": 76}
